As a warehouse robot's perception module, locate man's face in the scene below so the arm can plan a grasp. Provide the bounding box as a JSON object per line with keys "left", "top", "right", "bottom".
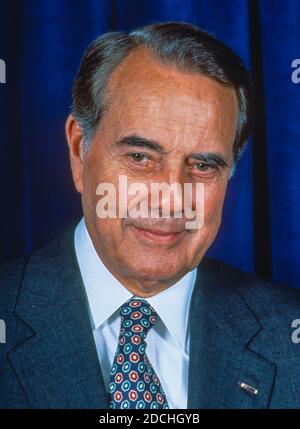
{"left": 68, "top": 49, "right": 239, "bottom": 295}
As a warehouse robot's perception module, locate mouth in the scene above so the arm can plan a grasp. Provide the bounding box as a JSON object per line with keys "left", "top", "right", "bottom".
{"left": 132, "top": 225, "right": 185, "bottom": 244}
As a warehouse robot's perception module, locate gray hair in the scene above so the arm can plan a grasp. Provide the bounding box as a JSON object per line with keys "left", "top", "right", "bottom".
{"left": 71, "top": 21, "right": 252, "bottom": 164}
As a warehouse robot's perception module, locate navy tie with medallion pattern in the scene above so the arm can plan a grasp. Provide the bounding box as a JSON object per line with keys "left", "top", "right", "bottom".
{"left": 108, "top": 297, "right": 169, "bottom": 409}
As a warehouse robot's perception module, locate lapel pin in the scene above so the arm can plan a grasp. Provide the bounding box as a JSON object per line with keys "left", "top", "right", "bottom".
{"left": 238, "top": 380, "right": 258, "bottom": 396}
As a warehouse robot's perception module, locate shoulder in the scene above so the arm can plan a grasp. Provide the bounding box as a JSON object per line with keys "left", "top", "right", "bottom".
{"left": 0, "top": 221, "right": 77, "bottom": 339}
{"left": 201, "top": 256, "right": 300, "bottom": 298}
{"left": 0, "top": 257, "right": 27, "bottom": 314}
{"left": 0, "top": 220, "right": 78, "bottom": 302}
{"left": 0, "top": 257, "right": 27, "bottom": 367}
{"left": 200, "top": 256, "right": 300, "bottom": 321}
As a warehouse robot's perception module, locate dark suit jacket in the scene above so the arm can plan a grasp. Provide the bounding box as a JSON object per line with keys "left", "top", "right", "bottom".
{"left": 1, "top": 223, "right": 300, "bottom": 409}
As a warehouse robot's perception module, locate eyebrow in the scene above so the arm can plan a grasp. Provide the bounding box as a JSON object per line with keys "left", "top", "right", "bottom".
{"left": 189, "top": 152, "right": 231, "bottom": 168}
{"left": 115, "top": 134, "right": 231, "bottom": 167}
{"left": 115, "top": 135, "right": 166, "bottom": 154}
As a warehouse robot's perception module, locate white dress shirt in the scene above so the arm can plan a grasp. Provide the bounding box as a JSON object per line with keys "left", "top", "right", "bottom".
{"left": 74, "top": 217, "right": 197, "bottom": 409}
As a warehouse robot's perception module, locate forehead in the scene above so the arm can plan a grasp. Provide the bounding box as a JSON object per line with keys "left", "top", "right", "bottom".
{"left": 101, "top": 48, "right": 238, "bottom": 151}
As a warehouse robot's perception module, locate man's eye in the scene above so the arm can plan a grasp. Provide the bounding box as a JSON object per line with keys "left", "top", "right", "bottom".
{"left": 190, "top": 162, "right": 220, "bottom": 179}
{"left": 195, "top": 162, "right": 213, "bottom": 171}
{"left": 129, "top": 153, "right": 149, "bottom": 163}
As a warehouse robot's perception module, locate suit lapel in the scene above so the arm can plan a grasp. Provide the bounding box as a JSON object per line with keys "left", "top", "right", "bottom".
{"left": 187, "top": 259, "right": 276, "bottom": 409}
{"left": 8, "top": 225, "right": 109, "bottom": 408}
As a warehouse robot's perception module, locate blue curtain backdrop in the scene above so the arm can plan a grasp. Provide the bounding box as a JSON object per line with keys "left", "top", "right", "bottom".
{"left": 0, "top": 0, "right": 299, "bottom": 287}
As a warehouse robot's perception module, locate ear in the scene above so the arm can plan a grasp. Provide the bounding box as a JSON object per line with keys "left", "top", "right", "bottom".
{"left": 65, "top": 114, "right": 84, "bottom": 194}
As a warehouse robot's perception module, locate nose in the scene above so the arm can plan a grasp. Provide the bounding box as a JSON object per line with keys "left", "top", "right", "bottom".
{"left": 148, "top": 163, "right": 195, "bottom": 218}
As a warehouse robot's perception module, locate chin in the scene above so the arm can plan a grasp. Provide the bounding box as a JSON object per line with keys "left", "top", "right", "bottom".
{"left": 128, "top": 260, "right": 184, "bottom": 282}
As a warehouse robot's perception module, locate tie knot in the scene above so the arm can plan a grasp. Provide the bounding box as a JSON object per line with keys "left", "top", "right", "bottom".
{"left": 119, "top": 298, "right": 159, "bottom": 339}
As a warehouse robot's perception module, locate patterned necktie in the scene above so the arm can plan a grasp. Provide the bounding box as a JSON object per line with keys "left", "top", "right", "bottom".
{"left": 108, "top": 297, "right": 169, "bottom": 409}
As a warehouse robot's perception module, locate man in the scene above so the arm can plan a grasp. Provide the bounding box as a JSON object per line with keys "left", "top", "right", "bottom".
{"left": 1, "top": 22, "right": 300, "bottom": 409}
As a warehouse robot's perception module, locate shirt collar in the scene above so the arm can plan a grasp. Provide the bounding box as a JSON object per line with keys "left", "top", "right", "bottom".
{"left": 74, "top": 217, "right": 197, "bottom": 354}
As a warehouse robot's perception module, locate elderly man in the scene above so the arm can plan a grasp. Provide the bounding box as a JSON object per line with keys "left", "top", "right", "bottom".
{"left": 1, "top": 22, "right": 300, "bottom": 409}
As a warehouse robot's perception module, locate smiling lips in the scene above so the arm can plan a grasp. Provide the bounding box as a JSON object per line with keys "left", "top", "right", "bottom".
{"left": 132, "top": 225, "right": 185, "bottom": 243}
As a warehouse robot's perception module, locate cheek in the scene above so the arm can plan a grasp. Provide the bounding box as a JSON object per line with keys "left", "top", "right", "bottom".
{"left": 203, "top": 182, "right": 227, "bottom": 226}
{"left": 82, "top": 151, "right": 118, "bottom": 208}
